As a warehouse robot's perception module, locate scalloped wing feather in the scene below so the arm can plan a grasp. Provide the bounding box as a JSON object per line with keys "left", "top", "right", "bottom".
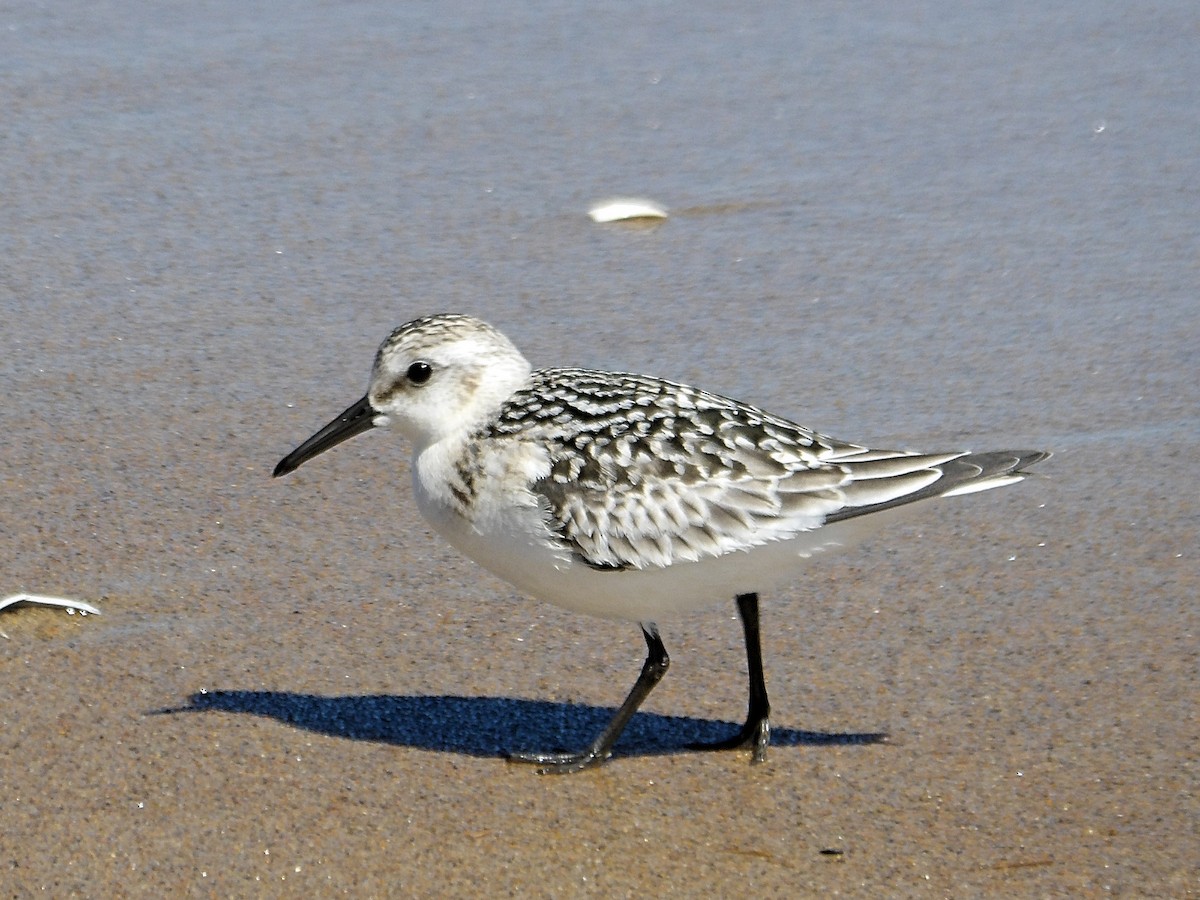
{"left": 489, "top": 368, "right": 1044, "bottom": 572}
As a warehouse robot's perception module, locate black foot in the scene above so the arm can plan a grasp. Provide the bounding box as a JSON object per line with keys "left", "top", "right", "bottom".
{"left": 506, "top": 748, "right": 610, "bottom": 775}
{"left": 688, "top": 592, "right": 772, "bottom": 764}
{"left": 507, "top": 625, "right": 670, "bottom": 775}
{"left": 689, "top": 715, "right": 771, "bottom": 763}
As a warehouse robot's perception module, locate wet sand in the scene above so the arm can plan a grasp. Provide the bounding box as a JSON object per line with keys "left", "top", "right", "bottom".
{"left": 2, "top": 1, "right": 1196, "bottom": 895}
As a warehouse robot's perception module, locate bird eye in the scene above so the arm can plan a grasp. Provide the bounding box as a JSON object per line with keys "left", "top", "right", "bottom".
{"left": 406, "top": 361, "right": 433, "bottom": 385}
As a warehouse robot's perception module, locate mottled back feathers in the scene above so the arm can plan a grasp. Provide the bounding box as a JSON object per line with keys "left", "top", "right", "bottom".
{"left": 466, "top": 368, "right": 1042, "bottom": 571}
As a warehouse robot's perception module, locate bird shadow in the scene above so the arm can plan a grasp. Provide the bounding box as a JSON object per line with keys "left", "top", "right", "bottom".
{"left": 152, "top": 690, "right": 887, "bottom": 761}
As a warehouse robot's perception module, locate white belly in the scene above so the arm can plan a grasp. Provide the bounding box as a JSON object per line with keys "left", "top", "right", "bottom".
{"left": 413, "top": 464, "right": 888, "bottom": 622}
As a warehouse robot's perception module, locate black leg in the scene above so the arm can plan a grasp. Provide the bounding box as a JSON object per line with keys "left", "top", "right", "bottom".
{"left": 689, "top": 592, "right": 772, "bottom": 762}
{"left": 509, "top": 625, "right": 670, "bottom": 774}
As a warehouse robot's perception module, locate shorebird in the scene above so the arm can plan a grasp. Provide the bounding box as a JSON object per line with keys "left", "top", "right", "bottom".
{"left": 275, "top": 313, "right": 1048, "bottom": 773}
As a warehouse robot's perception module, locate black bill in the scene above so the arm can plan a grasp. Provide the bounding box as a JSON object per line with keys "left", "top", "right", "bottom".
{"left": 274, "top": 394, "right": 378, "bottom": 478}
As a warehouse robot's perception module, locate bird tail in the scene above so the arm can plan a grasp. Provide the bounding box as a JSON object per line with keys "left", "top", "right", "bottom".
{"left": 826, "top": 449, "right": 1050, "bottom": 524}
{"left": 939, "top": 449, "right": 1051, "bottom": 497}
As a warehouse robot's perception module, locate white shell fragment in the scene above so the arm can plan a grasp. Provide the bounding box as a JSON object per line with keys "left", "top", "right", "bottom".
{"left": 587, "top": 198, "right": 669, "bottom": 223}
{"left": 0, "top": 593, "right": 102, "bottom": 616}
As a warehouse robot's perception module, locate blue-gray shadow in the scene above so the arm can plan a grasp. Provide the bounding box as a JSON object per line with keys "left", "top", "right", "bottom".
{"left": 155, "top": 691, "right": 887, "bottom": 760}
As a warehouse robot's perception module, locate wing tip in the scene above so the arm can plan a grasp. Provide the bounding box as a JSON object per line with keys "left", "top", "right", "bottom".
{"left": 938, "top": 449, "right": 1051, "bottom": 497}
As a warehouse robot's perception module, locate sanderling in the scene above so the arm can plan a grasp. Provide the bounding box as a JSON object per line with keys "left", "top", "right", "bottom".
{"left": 275, "top": 313, "right": 1048, "bottom": 773}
